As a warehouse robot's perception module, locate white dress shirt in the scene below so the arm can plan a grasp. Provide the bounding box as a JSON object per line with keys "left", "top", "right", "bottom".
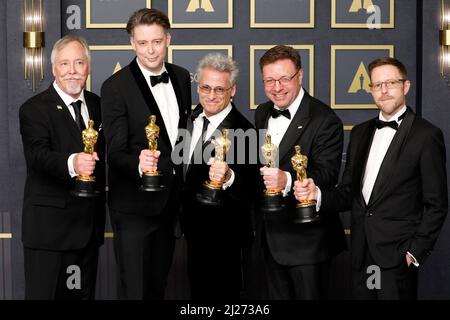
{"left": 136, "top": 60, "right": 180, "bottom": 149}
{"left": 53, "top": 81, "right": 90, "bottom": 178}
{"left": 316, "top": 105, "right": 418, "bottom": 266}
{"left": 267, "top": 87, "right": 305, "bottom": 196}
{"left": 136, "top": 61, "right": 181, "bottom": 176}
{"left": 361, "top": 105, "right": 407, "bottom": 204}
{"left": 189, "top": 103, "right": 235, "bottom": 189}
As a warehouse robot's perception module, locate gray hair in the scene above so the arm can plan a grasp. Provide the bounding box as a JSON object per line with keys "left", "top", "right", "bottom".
{"left": 197, "top": 53, "right": 239, "bottom": 86}
{"left": 50, "top": 35, "right": 91, "bottom": 65}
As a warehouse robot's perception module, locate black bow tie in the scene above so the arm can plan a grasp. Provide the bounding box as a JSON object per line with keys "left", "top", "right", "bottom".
{"left": 375, "top": 119, "right": 399, "bottom": 130}
{"left": 150, "top": 71, "right": 169, "bottom": 87}
{"left": 270, "top": 107, "right": 291, "bottom": 119}
{"left": 374, "top": 110, "right": 407, "bottom": 130}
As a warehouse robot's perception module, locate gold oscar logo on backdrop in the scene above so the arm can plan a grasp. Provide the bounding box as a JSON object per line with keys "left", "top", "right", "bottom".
{"left": 348, "top": 62, "right": 371, "bottom": 93}
{"left": 349, "top": 0, "right": 374, "bottom": 12}
{"left": 113, "top": 62, "right": 122, "bottom": 74}
{"left": 186, "top": 0, "right": 215, "bottom": 12}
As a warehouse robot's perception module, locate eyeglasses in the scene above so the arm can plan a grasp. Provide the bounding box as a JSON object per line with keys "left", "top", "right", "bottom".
{"left": 199, "top": 84, "right": 233, "bottom": 96}
{"left": 262, "top": 70, "right": 299, "bottom": 88}
{"left": 369, "top": 79, "right": 407, "bottom": 91}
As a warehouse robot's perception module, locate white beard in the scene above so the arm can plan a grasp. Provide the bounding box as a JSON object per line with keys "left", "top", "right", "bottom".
{"left": 65, "top": 82, "right": 82, "bottom": 95}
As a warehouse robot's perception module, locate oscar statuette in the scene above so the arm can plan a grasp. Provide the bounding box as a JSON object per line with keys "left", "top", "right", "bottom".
{"left": 261, "top": 133, "right": 284, "bottom": 212}
{"left": 291, "top": 145, "right": 319, "bottom": 223}
{"left": 71, "top": 120, "right": 100, "bottom": 198}
{"left": 196, "top": 128, "right": 231, "bottom": 206}
{"left": 139, "top": 115, "right": 164, "bottom": 192}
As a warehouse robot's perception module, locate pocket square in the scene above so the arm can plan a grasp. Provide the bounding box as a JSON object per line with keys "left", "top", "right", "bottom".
{"left": 56, "top": 105, "right": 63, "bottom": 110}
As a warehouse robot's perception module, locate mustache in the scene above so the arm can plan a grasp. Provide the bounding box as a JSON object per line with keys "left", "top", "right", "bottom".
{"left": 63, "top": 75, "right": 82, "bottom": 80}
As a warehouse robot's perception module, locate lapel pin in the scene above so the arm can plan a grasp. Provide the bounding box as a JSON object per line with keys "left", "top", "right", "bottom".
{"left": 56, "top": 105, "right": 63, "bottom": 110}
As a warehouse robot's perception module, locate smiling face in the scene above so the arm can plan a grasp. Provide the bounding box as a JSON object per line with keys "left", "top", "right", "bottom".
{"left": 52, "top": 40, "right": 89, "bottom": 99}
{"left": 370, "top": 64, "right": 410, "bottom": 119}
{"left": 262, "top": 59, "right": 303, "bottom": 110}
{"left": 198, "top": 68, "right": 236, "bottom": 117}
{"left": 130, "top": 24, "right": 171, "bottom": 73}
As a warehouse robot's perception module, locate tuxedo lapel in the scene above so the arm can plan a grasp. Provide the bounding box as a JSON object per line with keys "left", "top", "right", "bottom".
{"left": 183, "top": 117, "right": 195, "bottom": 179}
{"left": 278, "top": 93, "right": 311, "bottom": 163}
{"left": 368, "top": 108, "right": 415, "bottom": 206}
{"left": 186, "top": 104, "right": 239, "bottom": 178}
{"left": 46, "top": 85, "right": 83, "bottom": 149}
{"left": 166, "top": 63, "right": 188, "bottom": 129}
{"left": 129, "top": 58, "right": 172, "bottom": 149}
{"left": 353, "top": 121, "right": 377, "bottom": 206}
{"left": 84, "top": 93, "right": 100, "bottom": 129}
{"left": 185, "top": 105, "right": 204, "bottom": 179}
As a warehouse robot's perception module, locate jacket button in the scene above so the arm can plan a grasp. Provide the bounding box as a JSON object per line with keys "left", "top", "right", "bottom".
{"left": 366, "top": 212, "right": 372, "bottom": 217}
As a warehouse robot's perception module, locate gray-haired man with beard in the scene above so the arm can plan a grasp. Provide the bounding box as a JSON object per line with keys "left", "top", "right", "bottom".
{"left": 19, "top": 35, "right": 105, "bottom": 299}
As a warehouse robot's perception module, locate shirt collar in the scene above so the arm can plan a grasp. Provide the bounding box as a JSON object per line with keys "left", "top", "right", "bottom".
{"left": 136, "top": 59, "right": 168, "bottom": 78}
{"left": 274, "top": 87, "right": 304, "bottom": 118}
{"left": 197, "top": 102, "right": 233, "bottom": 129}
{"left": 379, "top": 105, "right": 407, "bottom": 123}
{"left": 53, "top": 81, "right": 86, "bottom": 107}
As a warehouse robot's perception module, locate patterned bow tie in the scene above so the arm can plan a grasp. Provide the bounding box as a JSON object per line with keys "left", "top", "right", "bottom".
{"left": 150, "top": 71, "right": 169, "bottom": 87}
{"left": 270, "top": 107, "right": 291, "bottom": 119}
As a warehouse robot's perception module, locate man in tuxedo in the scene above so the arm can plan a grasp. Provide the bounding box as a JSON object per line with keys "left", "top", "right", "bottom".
{"left": 255, "top": 45, "right": 346, "bottom": 299}
{"left": 19, "top": 35, "right": 105, "bottom": 299}
{"left": 100, "top": 8, "right": 191, "bottom": 299}
{"left": 180, "top": 53, "right": 256, "bottom": 300}
{"left": 294, "top": 57, "right": 448, "bottom": 299}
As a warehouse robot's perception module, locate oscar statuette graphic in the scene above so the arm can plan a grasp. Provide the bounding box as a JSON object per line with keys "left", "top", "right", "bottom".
{"left": 140, "top": 115, "right": 164, "bottom": 192}
{"left": 71, "top": 120, "right": 100, "bottom": 198}
{"left": 261, "top": 133, "right": 284, "bottom": 212}
{"left": 291, "top": 145, "right": 319, "bottom": 223}
{"left": 196, "top": 128, "right": 231, "bottom": 206}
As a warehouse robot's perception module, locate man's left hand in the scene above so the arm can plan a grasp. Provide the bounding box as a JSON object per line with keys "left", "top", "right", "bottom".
{"left": 406, "top": 254, "right": 414, "bottom": 267}
{"left": 260, "top": 167, "right": 288, "bottom": 191}
{"left": 208, "top": 158, "right": 231, "bottom": 183}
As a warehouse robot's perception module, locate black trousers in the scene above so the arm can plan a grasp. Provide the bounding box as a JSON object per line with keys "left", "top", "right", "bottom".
{"left": 263, "top": 244, "right": 330, "bottom": 300}
{"left": 352, "top": 246, "right": 418, "bottom": 300}
{"left": 110, "top": 209, "right": 176, "bottom": 300}
{"left": 186, "top": 237, "right": 242, "bottom": 300}
{"left": 24, "top": 239, "right": 99, "bottom": 300}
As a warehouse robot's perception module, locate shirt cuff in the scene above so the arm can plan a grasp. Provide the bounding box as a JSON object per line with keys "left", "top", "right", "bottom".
{"left": 407, "top": 252, "right": 420, "bottom": 267}
{"left": 282, "top": 171, "right": 292, "bottom": 197}
{"left": 316, "top": 186, "right": 322, "bottom": 211}
{"left": 138, "top": 164, "right": 143, "bottom": 177}
{"left": 222, "top": 169, "right": 235, "bottom": 190}
{"left": 68, "top": 153, "right": 78, "bottom": 178}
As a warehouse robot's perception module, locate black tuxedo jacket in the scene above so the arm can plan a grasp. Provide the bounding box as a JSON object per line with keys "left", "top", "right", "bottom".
{"left": 180, "top": 104, "right": 257, "bottom": 246}
{"left": 321, "top": 107, "right": 448, "bottom": 269}
{"left": 255, "top": 90, "right": 346, "bottom": 266}
{"left": 101, "top": 59, "right": 191, "bottom": 215}
{"left": 19, "top": 85, "right": 106, "bottom": 251}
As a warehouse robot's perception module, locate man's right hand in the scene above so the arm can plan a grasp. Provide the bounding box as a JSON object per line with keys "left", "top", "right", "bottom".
{"left": 74, "top": 152, "right": 99, "bottom": 176}
{"left": 293, "top": 178, "right": 318, "bottom": 202}
{"left": 139, "top": 149, "right": 160, "bottom": 173}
